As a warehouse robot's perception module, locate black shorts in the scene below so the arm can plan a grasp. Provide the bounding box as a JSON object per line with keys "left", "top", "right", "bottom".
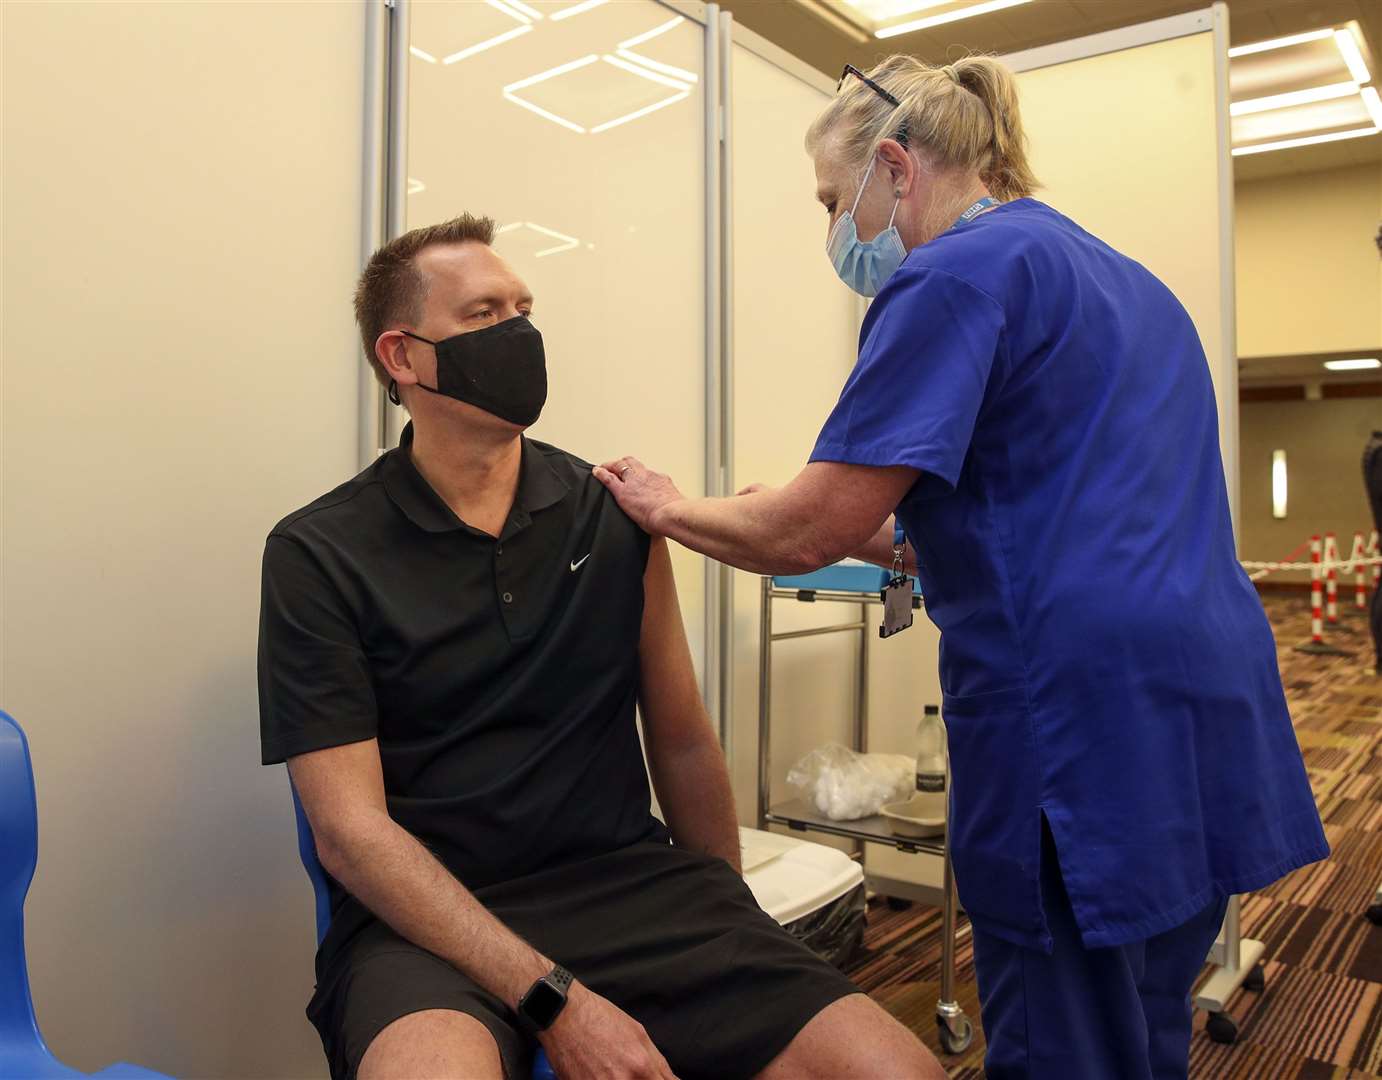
{"left": 306, "top": 840, "right": 861, "bottom": 1080}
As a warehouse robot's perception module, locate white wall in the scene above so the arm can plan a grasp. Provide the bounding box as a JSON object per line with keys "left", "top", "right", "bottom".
{"left": 1, "top": 3, "right": 364, "bottom": 1076}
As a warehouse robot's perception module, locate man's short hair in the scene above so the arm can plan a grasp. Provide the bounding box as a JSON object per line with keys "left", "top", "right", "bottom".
{"left": 353, "top": 213, "right": 497, "bottom": 388}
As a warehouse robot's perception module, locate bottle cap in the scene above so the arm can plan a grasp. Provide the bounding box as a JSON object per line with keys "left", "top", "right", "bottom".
{"left": 924, "top": 705, "right": 940, "bottom": 716}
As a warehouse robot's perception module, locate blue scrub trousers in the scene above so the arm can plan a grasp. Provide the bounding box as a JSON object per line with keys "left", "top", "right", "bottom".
{"left": 971, "top": 823, "right": 1229, "bottom": 1080}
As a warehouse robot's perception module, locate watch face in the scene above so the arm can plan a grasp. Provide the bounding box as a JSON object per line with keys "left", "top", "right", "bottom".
{"left": 524, "top": 979, "right": 565, "bottom": 1029}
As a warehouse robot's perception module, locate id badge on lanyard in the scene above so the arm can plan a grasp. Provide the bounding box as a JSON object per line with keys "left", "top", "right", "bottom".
{"left": 879, "top": 523, "right": 914, "bottom": 639}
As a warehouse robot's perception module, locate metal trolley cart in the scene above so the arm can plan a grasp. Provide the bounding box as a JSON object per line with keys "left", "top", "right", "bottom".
{"left": 755, "top": 564, "right": 974, "bottom": 1055}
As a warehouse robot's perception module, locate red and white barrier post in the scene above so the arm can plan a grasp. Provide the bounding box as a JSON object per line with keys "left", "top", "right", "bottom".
{"left": 1324, "top": 532, "right": 1339, "bottom": 624}
{"left": 1310, "top": 536, "right": 1324, "bottom": 643}
{"left": 1295, "top": 533, "right": 1358, "bottom": 655}
{"left": 1356, "top": 532, "right": 1368, "bottom": 610}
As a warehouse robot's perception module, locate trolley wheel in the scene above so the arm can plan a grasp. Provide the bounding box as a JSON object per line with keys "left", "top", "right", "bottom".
{"left": 1205, "top": 1012, "right": 1238, "bottom": 1045}
{"left": 1367, "top": 902, "right": 1382, "bottom": 926}
{"left": 1243, "top": 963, "right": 1266, "bottom": 993}
{"left": 885, "top": 896, "right": 913, "bottom": 912}
{"left": 937, "top": 1015, "right": 974, "bottom": 1055}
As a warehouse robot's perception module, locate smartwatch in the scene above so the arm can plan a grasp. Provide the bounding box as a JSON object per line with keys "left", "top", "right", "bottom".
{"left": 517, "top": 965, "right": 574, "bottom": 1035}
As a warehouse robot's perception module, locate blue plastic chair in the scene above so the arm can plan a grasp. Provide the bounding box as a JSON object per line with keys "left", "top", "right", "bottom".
{"left": 0, "top": 711, "right": 170, "bottom": 1080}
{"left": 289, "top": 783, "right": 557, "bottom": 1080}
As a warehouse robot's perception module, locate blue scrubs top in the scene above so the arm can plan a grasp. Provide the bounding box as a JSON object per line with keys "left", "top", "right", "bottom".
{"left": 811, "top": 199, "right": 1327, "bottom": 951}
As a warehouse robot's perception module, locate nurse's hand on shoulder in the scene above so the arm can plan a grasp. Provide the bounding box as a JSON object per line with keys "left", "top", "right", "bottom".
{"left": 540, "top": 980, "right": 680, "bottom": 1080}
{"left": 593, "top": 456, "right": 684, "bottom": 535}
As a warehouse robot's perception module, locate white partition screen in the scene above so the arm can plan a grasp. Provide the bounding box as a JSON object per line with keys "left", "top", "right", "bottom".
{"left": 725, "top": 33, "right": 891, "bottom": 822}
{"left": 406, "top": 0, "right": 711, "bottom": 675}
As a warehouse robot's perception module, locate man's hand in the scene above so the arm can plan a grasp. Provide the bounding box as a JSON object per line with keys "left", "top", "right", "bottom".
{"left": 592, "top": 457, "right": 685, "bottom": 535}
{"left": 539, "top": 982, "right": 679, "bottom": 1080}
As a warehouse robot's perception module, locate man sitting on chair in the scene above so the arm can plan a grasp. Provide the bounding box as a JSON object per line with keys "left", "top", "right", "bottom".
{"left": 258, "top": 213, "right": 942, "bottom": 1080}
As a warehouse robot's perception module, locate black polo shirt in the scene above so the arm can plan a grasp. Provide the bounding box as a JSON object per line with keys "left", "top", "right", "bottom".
{"left": 258, "top": 423, "right": 668, "bottom": 949}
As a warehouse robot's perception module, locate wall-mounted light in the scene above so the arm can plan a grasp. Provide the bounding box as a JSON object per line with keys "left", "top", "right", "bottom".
{"left": 1322, "top": 357, "right": 1381, "bottom": 371}
{"left": 1272, "top": 450, "right": 1287, "bottom": 519}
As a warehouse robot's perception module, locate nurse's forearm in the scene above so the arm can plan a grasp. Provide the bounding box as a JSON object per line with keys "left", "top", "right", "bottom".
{"left": 654, "top": 492, "right": 837, "bottom": 576}
{"left": 852, "top": 517, "right": 919, "bottom": 576}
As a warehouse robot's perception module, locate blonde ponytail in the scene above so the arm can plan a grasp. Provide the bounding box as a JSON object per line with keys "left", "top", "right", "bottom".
{"left": 806, "top": 54, "right": 1039, "bottom": 203}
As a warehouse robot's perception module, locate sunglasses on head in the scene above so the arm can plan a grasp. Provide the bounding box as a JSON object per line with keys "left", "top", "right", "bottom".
{"left": 837, "top": 65, "right": 910, "bottom": 147}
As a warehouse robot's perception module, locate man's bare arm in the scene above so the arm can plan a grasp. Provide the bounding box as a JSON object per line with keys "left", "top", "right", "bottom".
{"left": 291, "top": 741, "right": 552, "bottom": 1006}
{"left": 289, "top": 742, "right": 677, "bottom": 1079}
{"left": 637, "top": 537, "right": 740, "bottom": 873}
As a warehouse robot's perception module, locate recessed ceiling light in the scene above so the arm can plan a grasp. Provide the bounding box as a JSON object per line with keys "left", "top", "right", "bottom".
{"left": 1230, "top": 81, "right": 1360, "bottom": 117}
{"left": 1232, "top": 125, "right": 1380, "bottom": 155}
{"left": 1322, "top": 358, "right": 1380, "bottom": 371}
{"left": 1227, "top": 29, "right": 1334, "bottom": 58}
{"left": 875, "top": 0, "right": 1031, "bottom": 40}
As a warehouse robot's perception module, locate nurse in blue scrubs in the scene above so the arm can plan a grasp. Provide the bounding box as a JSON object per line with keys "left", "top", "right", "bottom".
{"left": 594, "top": 54, "right": 1327, "bottom": 1079}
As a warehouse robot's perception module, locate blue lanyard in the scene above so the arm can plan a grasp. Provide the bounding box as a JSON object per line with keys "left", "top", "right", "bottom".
{"left": 954, "top": 196, "right": 999, "bottom": 227}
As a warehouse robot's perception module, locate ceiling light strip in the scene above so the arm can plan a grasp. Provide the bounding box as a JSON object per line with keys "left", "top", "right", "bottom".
{"left": 618, "top": 15, "right": 685, "bottom": 51}
{"left": 1227, "top": 29, "right": 1334, "bottom": 58}
{"left": 504, "top": 0, "right": 545, "bottom": 20}
{"left": 589, "top": 91, "right": 691, "bottom": 134}
{"left": 1333, "top": 28, "right": 1372, "bottom": 85}
{"left": 876, "top": 0, "right": 1031, "bottom": 40}
{"left": 502, "top": 93, "right": 588, "bottom": 134}
{"left": 616, "top": 49, "right": 699, "bottom": 84}
{"left": 409, "top": 46, "right": 438, "bottom": 64}
{"left": 602, "top": 53, "right": 691, "bottom": 91}
{"left": 503, "top": 53, "right": 600, "bottom": 91}
{"left": 1322, "top": 358, "right": 1380, "bottom": 371}
{"left": 550, "top": 0, "right": 609, "bottom": 21}
{"left": 486, "top": 0, "right": 534, "bottom": 25}
{"left": 443, "top": 24, "right": 533, "bottom": 64}
{"left": 1362, "top": 86, "right": 1382, "bottom": 128}
{"left": 1229, "top": 80, "right": 1359, "bottom": 117}
{"left": 1231, "top": 125, "right": 1379, "bottom": 156}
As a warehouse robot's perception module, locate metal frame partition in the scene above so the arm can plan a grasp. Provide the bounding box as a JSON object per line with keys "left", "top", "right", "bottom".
{"left": 365, "top": 0, "right": 738, "bottom": 749}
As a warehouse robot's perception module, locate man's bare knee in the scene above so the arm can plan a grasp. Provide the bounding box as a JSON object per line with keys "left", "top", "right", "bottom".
{"left": 757, "top": 993, "right": 946, "bottom": 1080}
{"left": 358, "top": 1008, "right": 504, "bottom": 1080}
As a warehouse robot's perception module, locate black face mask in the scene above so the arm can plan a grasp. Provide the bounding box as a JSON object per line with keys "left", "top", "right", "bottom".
{"left": 391, "top": 315, "right": 547, "bottom": 427}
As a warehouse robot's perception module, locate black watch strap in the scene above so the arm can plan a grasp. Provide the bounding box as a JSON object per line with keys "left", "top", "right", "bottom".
{"left": 516, "top": 964, "right": 573, "bottom": 1035}
{"left": 547, "top": 965, "right": 574, "bottom": 996}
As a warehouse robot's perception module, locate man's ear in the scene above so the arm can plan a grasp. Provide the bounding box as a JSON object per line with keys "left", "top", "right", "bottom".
{"left": 375, "top": 331, "right": 414, "bottom": 386}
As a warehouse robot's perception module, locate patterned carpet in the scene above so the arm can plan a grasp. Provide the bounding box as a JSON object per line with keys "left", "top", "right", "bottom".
{"left": 844, "top": 594, "right": 1382, "bottom": 1078}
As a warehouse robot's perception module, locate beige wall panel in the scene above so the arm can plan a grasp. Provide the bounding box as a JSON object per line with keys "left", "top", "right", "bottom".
{"left": 1239, "top": 397, "right": 1377, "bottom": 582}
{"left": 2, "top": 2, "right": 363, "bottom": 1076}
{"left": 1235, "top": 164, "right": 1382, "bottom": 359}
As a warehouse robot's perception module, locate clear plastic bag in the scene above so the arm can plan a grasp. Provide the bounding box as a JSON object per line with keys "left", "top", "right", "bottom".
{"left": 786, "top": 743, "right": 915, "bottom": 821}
{"left": 784, "top": 880, "right": 867, "bottom": 969}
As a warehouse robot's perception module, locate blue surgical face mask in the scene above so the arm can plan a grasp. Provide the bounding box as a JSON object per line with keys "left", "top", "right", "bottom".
{"left": 827, "top": 163, "right": 906, "bottom": 298}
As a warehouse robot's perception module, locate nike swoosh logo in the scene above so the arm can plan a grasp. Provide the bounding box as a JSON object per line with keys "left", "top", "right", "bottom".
{"left": 570, "top": 554, "right": 591, "bottom": 572}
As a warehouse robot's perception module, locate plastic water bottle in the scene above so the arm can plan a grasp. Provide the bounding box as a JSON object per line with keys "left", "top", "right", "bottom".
{"left": 914, "top": 705, "right": 947, "bottom": 821}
